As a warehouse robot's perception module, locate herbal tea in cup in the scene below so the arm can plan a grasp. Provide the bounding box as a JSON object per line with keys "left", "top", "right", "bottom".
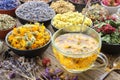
{"left": 52, "top": 26, "right": 108, "bottom": 73}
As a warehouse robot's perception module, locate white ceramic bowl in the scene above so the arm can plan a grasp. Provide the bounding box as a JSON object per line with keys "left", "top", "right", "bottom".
{"left": 101, "top": 1, "right": 120, "bottom": 14}
{"left": 117, "top": 8, "right": 120, "bottom": 17}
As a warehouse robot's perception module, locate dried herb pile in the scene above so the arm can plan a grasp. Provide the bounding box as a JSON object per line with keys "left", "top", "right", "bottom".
{"left": 94, "top": 15, "right": 120, "bottom": 44}
{"left": 50, "top": 0, "right": 75, "bottom": 14}
{"left": 0, "top": 50, "right": 79, "bottom": 80}
{"left": 16, "top": 1, "right": 55, "bottom": 22}
{"left": 0, "top": 0, "right": 20, "bottom": 10}
{"left": 0, "top": 14, "right": 16, "bottom": 30}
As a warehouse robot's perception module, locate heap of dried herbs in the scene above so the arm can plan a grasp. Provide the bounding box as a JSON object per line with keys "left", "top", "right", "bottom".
{"left": 0, "top": 0, "right": 20, "bottom": 10}
{"left": 0, "top": 49, "right": 78, "bottom": 80}
{"left": 0, "top": 14, "right": 16, "bottom": 30}
{"left": 94, "top": 15, "right": 120, "bottom": 44}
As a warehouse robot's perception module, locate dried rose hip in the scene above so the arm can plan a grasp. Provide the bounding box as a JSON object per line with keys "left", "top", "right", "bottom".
{"left": 42, "top": 57, "right": 51, "bottom": 67}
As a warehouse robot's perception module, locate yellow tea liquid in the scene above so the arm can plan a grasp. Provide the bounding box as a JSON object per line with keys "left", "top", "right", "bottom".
{"left": 53, "top": 33, "right": 100, "bottom": 72}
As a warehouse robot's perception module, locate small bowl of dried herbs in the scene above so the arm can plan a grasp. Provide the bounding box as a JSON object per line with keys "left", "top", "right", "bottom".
{"left": 0, "top": 14, "right": 16, "bottom": 39}
{"left": 0, "top": 0, "right": 21, "bottom": 17}
{"left": 51, "top": 11, "right": 92, "bottom": 31}
{"left": 101, "top": 0, "right": 120, "bottom": 14}
{"left": 5, "top": 23, "right": 52, "bottom": 57}
{"left": 20, "top": 0, "right": 52, "bottom": 5}
{"left": 93, "top": 15, "right": 120, "bottom": 54}
{"left": 50, "top": 0, "right": 75, "bottom": 14}
{"left": 82, "top": 4, "right": 109, "bottom": 22}
{"left": 15, "top": 1, "right": 55, "bottom": 27}
{"left": 69, "top": 0, "right": 101, "bottom": 12}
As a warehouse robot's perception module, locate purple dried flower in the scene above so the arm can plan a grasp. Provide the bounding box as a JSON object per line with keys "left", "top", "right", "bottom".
{"left": 8, "top": 72, "right": 16, "bottom": 79}
{"left": 56, "top": 76, "right": 61, "bottom": 80}
{"left": 45, "top": 67, "right": 50, "bottom": 73}
{"left": 36, "top": 78, "right": 40, "bottom": 80}
{"left": 54, "top": 68, "right": 62, "bottom": 74}
{"left": 73, "top": 76, "right": 79, "bottom": 80}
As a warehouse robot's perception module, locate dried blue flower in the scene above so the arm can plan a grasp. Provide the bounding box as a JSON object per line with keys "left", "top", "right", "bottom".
{"left": 16, "top": 1, "right": 55, "bottom": 22}
{"left": 0, "top": 0, "right": 20, "bottom": 10}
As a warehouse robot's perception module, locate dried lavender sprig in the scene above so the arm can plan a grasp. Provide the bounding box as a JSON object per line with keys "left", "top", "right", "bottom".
{"left": 1, "top": 58, "right": 36, "bottom": 80}
{"left": 15, "top": 71, "right": 33, "bottom": 80}
{"left": 16, "top": 57, "right": 44, "bottom": 80}
{"left": 23, "top": 58, "right": 38, "bottom": 80}
{"left": 9, "top": 58, "right": 31, "bottom": 76}
{"left": 15, "top": 58, "right": 37, "bottom": 80}
{"left": 1, "top": 62, "right": 30, "bottom": 79}
{"left": 1, "top": 52, "right": 47, "bottom": 80}
{"left": 38, "top": 69, "right": 48, "bottom": 80}
{"left": 32, "top": 69, "right": 37, "bottom": 80}
{"left": 1, "top": 61, "right": 33, "bottom": 80}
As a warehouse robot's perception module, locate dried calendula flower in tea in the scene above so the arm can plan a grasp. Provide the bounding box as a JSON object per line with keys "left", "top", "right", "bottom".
{"left": 50, "top": 0, "right": 75, "bottom": 14}
{"left": 8, "top": 23, "right": 50, "bottom": 50}
{"left": 53, "top": 33, "right": 99, "bottom": 70}
{"left": 0, "top": 14, "right": 16, "bottom": 30}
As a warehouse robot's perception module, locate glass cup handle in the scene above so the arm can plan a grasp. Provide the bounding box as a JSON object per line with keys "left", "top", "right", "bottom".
{"left": 92, "top": 53, "right": 108, "bottom": 69}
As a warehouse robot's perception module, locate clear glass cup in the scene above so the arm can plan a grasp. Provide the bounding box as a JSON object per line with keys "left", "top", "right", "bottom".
{"left": 52, "top": 25, "right": 108, "bottom": 73}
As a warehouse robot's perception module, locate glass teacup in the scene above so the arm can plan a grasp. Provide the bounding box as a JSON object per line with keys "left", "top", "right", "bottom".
{"left": 52, "top": 25, "right": 108, "bottom": 73}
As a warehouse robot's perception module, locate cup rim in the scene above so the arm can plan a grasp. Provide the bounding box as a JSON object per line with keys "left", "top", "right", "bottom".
{"left": 5, "top": 28, "right": 52, "bottom": 51}
{"left": 52, "top": 27, "right": 101, "bottom": 57}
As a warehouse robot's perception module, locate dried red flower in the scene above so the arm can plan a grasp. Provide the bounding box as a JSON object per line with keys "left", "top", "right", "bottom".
{"left": 106, "top": 16, "right": 117, "bottom": 21}
{"left": 42, "top": 57, "right": 51, "bottom": 67}
{"left": 100, "top": 24, "right": 116, "bottom": 34}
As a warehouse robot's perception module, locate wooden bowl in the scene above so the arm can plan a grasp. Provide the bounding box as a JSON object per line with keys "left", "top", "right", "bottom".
{"left": 0, "top": 7, "right": 18, "bottom": 17}
{"left": 0, "top": 25, "right": 16, "bottom": 39}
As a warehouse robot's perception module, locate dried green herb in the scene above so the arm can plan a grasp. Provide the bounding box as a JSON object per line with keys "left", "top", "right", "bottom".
{"left": 0, "top": 14, "right": 16, "bottom": 30}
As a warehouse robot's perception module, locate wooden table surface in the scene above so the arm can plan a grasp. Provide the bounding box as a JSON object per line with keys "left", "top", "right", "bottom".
{"left": 0, "top": 20, "right": 120, "bottom": 80}
{"left": 44, "top": 25, "right": 120, "bottom": 80}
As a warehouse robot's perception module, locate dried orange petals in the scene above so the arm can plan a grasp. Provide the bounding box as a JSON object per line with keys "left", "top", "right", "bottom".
{"left": 8, "top": 23, "right": 50, "bottom": 50}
